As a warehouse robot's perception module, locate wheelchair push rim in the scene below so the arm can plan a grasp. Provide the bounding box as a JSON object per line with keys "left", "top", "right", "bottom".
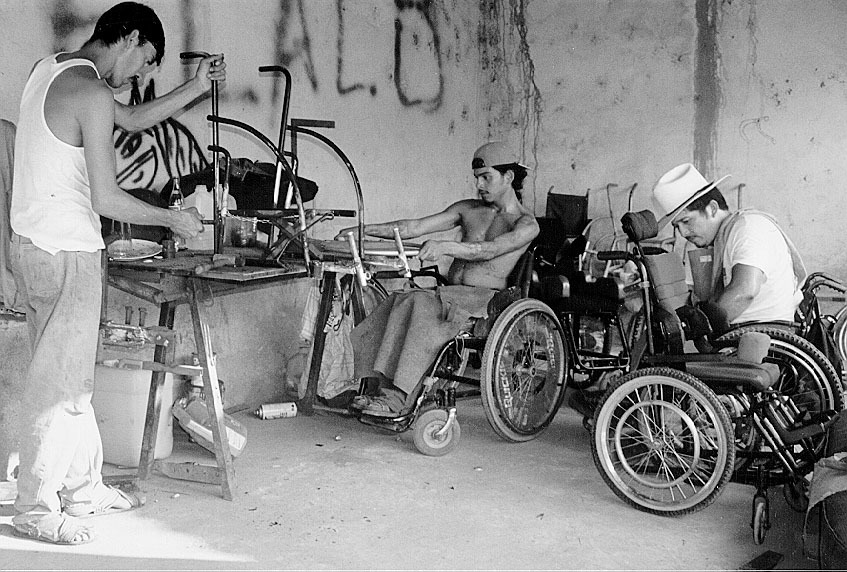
{"left": 480, "top": 299, "right": 568, "bottom": 442}
{"left": 592, "top": 367, "right": 735, "bottom": 516}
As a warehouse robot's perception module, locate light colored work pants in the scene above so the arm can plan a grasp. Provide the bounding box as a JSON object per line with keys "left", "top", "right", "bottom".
{"left": 9, "top": 234, "right": 110, "bottom": 525}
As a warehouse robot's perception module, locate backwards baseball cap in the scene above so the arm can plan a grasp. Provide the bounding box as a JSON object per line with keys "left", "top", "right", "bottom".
{"left": 471, "top": 141, "right": 528, "bottom": 170}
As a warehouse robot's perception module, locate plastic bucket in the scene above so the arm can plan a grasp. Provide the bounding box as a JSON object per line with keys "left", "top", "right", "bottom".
{"left": 92, "top": 365, "right": 174, "bottom": 468}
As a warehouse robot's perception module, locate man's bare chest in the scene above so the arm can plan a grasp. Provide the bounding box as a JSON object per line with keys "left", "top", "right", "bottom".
{"left": 462, "top": 208, "right": 519, "bottom": 242}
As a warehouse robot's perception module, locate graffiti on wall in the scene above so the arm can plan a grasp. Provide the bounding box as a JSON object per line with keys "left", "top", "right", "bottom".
{"left": 114, "top": 80, "right": 209, "bottom": 193}
{"left": 278, "top": 0, "right": 444, "bottom": 111}
{"left": 43, "top": 0, "right": 456, "bottom": 189}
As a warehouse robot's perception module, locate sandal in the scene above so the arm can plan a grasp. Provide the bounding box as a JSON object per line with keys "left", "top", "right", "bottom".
{"left": 350, "top": 395, "right": 375, "bottom": 410}
{"left": 14, "top": 513, "right": 95, "bottom": 545}
{"left": 64, "top": 486, "right": 145, "bottom": 518}
{"left": 362, "top": 395, "right": 405, "bottom": 418}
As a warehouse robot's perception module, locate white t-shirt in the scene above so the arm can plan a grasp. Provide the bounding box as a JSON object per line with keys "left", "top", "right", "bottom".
{"left": 720, "top": 212, "right": 800, "bottom": 324}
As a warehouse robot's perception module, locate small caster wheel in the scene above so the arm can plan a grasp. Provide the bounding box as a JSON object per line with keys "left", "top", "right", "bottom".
{"left": 413, "top": 409, "right": 460, "bottom": 456}
{"left": 752, "top": 495, "right": 770, "bottom": 545}
{"left": 783, "top": 480, "right": 809, "bottom": 513}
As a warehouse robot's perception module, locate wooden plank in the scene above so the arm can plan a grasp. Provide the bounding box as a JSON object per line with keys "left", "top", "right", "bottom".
{"left": 200, "top": 265, "right": 307, "bottom": 282}
{"left": 154, "top": 461, "right": 222, "bottom": 485}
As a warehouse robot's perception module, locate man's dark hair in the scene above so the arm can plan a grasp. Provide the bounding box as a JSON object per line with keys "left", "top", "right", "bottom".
{"left": 86, "top": 2, "right": 165, "bottom": 66}
{"left": 685, "top": 187, "right": 728, "bottom": 213}
{"left": 493, "top": 164, "right": 528, "bottom": 201}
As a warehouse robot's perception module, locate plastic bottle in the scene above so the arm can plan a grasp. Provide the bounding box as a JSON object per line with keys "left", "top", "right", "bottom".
{"left": 183, "top": 185, "right": 214, "bottom": 251}
{"left": 168, "top": 177, "right": 184, "bottom": 250}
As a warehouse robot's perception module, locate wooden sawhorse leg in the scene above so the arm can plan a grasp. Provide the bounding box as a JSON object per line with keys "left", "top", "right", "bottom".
{"left": 136, "top": 282, "right": 236, "bottom": 500}
{"left": 137, "top": 301, "right": 176, "bottom": 480}
{"left": 187, "top": 278, "right": 236, "bottom": 500}
{"left": 299, "top": 271, "right": 337, "bottom": 415}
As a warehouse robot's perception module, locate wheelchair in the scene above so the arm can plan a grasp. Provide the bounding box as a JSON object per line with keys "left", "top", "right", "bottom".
{"left": 351, "top": 242, "right": 568, "bottom": 456}
{"left": 584, "top": 209, "right": 844, "bottom": 543}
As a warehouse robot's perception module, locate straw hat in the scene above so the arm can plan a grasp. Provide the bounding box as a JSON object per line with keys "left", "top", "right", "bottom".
{"left": 652, "top": 163, "right": 731, "bottom": 229}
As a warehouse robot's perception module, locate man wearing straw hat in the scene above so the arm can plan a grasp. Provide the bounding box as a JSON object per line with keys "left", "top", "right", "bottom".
{"left": 651, "top": 163, "right": 806, "bottom": 330}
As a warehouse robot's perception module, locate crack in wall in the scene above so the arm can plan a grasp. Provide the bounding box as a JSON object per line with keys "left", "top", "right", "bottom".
{"left": 693, "top": 0, "right": 722, "bottom": 177}
{"left": 478, "top": 0, "right": 542, "bottom": 211}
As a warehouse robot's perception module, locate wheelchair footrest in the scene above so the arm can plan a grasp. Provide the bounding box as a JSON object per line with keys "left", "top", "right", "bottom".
{"left": 775, "top": 410, "right": 839, "bottom": 445}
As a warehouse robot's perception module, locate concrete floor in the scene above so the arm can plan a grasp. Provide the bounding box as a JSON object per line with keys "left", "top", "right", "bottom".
{"left": 0, "top": 395, "right": 818, "bottom": 570}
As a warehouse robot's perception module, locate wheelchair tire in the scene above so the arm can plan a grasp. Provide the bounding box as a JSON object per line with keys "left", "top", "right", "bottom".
{"left": 717, "top": 326, "right": 845, "bottom": 465}
{"left": 413, "top": 408, "right": 460, "bottom": 457}
{"left": 752, "top": 495, "right": 769, "bottom": 545}
{"left": 480, "top": 299, "right": 568, "bottom": 442}
{"left": 591, "top": 367, "right": 735, "bottom": 516}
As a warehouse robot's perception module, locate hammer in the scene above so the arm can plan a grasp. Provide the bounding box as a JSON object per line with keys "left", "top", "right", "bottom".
{"left": 194, "top": 253, "right": 244, "bottom": 275}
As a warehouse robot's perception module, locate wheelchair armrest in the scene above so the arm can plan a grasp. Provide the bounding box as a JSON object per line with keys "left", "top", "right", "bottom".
{"left": 410, "top": 265, "right": 450, "bottom": 287}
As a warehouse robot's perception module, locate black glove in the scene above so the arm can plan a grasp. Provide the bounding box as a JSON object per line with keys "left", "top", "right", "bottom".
{"left": 697, "top": 300, "right": 731, "bottom": 337}
{"left": 676, "top": 304, "right": 713, "bottom": 340}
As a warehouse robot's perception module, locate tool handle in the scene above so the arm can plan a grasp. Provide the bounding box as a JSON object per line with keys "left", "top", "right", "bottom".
{"left": 393, "top": 227, "right": 412, "bottom": 278}
{"left": 195, "top": 259, "right": 225, "bottom": 275}
{"left": 346, "top": 231, "right": 369, "bottom": 287}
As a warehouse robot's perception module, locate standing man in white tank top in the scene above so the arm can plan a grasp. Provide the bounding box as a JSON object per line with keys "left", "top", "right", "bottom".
{"left": 9, "top": 2, "right": 224, "bottom": 546}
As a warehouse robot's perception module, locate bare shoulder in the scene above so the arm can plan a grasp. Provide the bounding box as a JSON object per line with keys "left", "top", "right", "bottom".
{"left": 446, "top": 198, "right": 487, "bottom": 213}
{"left": 46, "top": 66, "right": 113, "bottom": 144}
{"left": 512, "top": 204, "right": 539, "bottom": 227}
{"left": 51, "top": 65, "right": 110, "bottom": 106}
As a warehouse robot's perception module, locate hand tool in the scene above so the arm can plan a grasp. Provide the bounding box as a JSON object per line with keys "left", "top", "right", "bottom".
{"left": 194, "top": 253, "right": 244, "bottom": 275}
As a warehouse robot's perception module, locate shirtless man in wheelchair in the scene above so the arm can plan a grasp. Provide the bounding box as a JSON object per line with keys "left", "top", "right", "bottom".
{"left": 334, "top": 141, "right": 539, "bottom": 417}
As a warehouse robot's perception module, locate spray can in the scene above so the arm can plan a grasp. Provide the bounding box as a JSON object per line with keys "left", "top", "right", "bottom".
{"left": 255, "top": 402, "right": 297, "bottom": 420}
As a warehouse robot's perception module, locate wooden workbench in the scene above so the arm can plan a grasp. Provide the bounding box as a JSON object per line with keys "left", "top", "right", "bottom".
{"left": 106, "top": 239, "right": 413, "bottom": 500}
{"left": 106, "top": 250, "right": 308, "bottom": 500}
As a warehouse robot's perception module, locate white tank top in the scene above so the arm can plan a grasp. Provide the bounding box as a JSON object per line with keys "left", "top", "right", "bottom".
{"left": 10, "top": 54, "right": 104, "bottom": 254}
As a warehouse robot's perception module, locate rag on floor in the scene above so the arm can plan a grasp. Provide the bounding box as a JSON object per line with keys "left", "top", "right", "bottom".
{"left": 350, "top": 285, "right": 496, "bottom": 398}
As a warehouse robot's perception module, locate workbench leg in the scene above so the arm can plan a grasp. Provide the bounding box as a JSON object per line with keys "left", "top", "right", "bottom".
{"left": 189, "top": 279, "right": 236, "bottom": 500}
{"left": 300, "top": 272, "right": 336, "bottom": 415}
{"left": 137, "top": 301, "right": 176, "bottom": 480}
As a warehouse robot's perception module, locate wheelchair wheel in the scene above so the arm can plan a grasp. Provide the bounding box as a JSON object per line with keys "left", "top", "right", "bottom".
{"left": 717, "top": 326, "right": 845, "bottom": 463}
{"left": 752, "top": 494, "right": 769, "bottom": 545}
{"left": 591, "top": 367, "right": 735, "bottom": 516}
{"left": 413, "top": 408, "right": 460, "bottom": 456}
{"left": 480, "top": 299, "right": 568, "bottom": 442}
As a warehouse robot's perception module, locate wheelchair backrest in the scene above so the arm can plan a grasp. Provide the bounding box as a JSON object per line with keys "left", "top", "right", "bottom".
{"left": 508, "top": 245, "right": 537, "bottom": 299}
{"left": 643, "top": 252, "right": 689, "bottom": 313}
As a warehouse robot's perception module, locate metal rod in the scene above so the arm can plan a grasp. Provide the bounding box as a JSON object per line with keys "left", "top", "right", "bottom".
{"left": 181, "top": 51, "right": 221, "bottom": 236}
{"left": 258, "top": 66, "right": 292, "bottom": 209}
{"left": 292, "top": 126, "right": 365, "bottom": 266}
{"left": 208, "top": 144, "right": 231, "bottom": 254}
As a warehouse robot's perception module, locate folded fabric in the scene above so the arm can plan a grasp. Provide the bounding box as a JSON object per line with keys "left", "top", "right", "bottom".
{"left": 351, "top": 286, "right": 496, "bottom": 397}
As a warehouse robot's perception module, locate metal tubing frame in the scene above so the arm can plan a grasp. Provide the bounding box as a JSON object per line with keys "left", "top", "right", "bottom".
{"left": 206, "top": 114, "right": 311, "bottom": 274}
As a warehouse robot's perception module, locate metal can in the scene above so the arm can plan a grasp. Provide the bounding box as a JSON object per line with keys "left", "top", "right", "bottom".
{"left": 255, "top": 402, "right": 297, "bottom": 420}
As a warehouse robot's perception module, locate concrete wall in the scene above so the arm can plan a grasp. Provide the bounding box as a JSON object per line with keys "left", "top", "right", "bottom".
{"left": 1, "top": 1, "right": 847, "bottom": 427}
